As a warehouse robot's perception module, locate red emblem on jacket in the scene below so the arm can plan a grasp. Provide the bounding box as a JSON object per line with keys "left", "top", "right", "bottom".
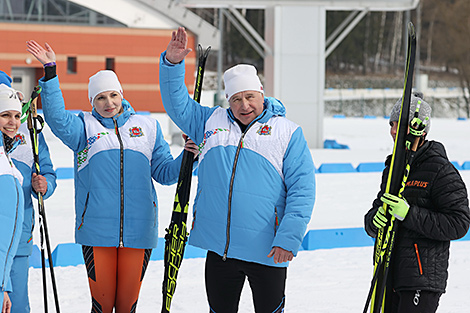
{"left": 14, "top": 133, "right": 27, "bottom": 145}
{"left": 129, "top": 127, "right": 144, "bottom": 138}
{"left": 256, "top": 125, "right": 272, "bottom": 136}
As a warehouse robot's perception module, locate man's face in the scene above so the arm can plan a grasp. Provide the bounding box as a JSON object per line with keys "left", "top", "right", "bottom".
{"left": 228, "top": 91, "right": 264, "bottom": 126}
{"left": 390, "top": 121, "right": 399, "bottom": 142}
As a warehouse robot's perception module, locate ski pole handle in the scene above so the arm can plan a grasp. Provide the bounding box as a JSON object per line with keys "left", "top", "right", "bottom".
{"left": 26, "top": 85, "right": 42, "bottom": 129}
{"left": 30, "top": 86, "right": 42, "bottom": 118}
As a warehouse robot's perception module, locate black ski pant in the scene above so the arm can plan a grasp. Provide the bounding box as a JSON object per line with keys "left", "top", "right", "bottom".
{"left": 205, "top": 251, "right": 286, "bottom": 313}
{"left": 386, "top": 289, "right": 442, "bottom": 313}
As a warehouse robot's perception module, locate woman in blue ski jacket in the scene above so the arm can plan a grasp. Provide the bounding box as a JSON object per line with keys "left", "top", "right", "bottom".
{"left": 1, "top": 71, "right": 57, "bottom": 313}
{"left": 159, "top": 27, "right": 315, "bottom": 313}
{"left": 27, "top": 40, "right": 198, "bottom": 312}
{"left": 0, "top": 84, "right": 25, "bottom": 313}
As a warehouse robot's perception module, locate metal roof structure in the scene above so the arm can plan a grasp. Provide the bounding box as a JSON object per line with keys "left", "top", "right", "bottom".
{"left": 62, "top": 0, "right": 421, "bottom": 147}
{"left": 68, "top": 0, "right": 220, "bottom": 48}
{"left": 178, "top": 0, "right": 419, "bottom": 11}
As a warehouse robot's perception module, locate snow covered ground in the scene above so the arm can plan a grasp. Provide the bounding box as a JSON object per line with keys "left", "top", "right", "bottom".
{"left": 26, "top": 116, "right": 470, "bottom": 312}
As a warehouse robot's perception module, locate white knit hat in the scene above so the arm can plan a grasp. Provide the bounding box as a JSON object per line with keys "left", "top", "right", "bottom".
{"left": 88, "top": 70, "right": 123, "bottom": 105}
{"left": 224, "top": 64, "right": 264, "bottom": 101}
{"left": 0, "top": 84, "right": 22, "bottom": 114}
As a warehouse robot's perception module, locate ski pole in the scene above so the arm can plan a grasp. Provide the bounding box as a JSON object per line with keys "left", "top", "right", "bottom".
{"left": 26, "top": 86, "right": 61, "bottom": 313}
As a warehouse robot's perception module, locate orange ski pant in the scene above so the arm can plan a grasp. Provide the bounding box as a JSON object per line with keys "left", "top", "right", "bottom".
{"left": 82, "top": 246, "right": 152, "bottom": 313}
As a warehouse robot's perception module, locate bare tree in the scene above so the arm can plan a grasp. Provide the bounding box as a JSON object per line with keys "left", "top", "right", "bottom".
{"left": 374, "top": 11, "right": 387, "bottom": 73}
{"left": 363, "top": 12, "right": 371, "bottom": 74}
{"left": 422, "top": 1, "right": 438, "bottom": 66}
{"left": 431, "top": 0, "right": 470, "bottom": 117}
{"left": 390, "top": 12, "right": 403, "bottom": 72}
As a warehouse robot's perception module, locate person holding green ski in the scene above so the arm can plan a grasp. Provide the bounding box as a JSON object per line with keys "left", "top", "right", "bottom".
{"left": 364, "top": 92, "right": 470, "bottom": 313}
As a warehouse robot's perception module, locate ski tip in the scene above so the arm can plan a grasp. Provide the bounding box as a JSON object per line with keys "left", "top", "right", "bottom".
{"left": 196, "top": 44, "right": 211, "bottom": 61}
{"left": 407, "top": 22, "right": 416, "bottom": 39}
{"left": 204, "top": 46, "right": 212, "bottom": 58}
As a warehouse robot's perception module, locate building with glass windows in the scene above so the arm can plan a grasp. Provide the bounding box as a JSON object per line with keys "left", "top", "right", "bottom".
{"left": 0, "top": 0, "right": 209, "bottom": 112}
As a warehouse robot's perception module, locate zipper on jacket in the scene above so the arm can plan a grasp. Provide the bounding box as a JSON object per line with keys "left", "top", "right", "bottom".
{"left": 153, "top": 201, "right": 157, "bottom": 227}
{"left": 27, "top": 213, "right": 35, "bottom": 243}
{"left": 414, "top": 243, "right": 423, "bottom": 275}
{"left": 222, "top": 122, "right": 257, "bottom": 261}
{"left": 2, "top": 174, "right": 20, "bottom": 290}
{"left": 274, "top": 207, "right": 279, "bottom": 235}
{"left": 78, "top": 193, "right": 90, "bottom": 230}
{"left": 113, "top": 118, "right": 125, "bottom": 248}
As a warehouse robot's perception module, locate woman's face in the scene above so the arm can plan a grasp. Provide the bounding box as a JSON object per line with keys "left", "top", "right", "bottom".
{"left": 0, "top": 110, "right": 21, "bottom": 138}
{"left": 93, "top": 90, "right": 123, "bottom": 118}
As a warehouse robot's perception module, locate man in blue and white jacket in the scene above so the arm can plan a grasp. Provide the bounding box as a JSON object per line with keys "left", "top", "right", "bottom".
{"left": 160, "top": 27, "right": 315, "bottom": 313}
{"left": 1, "top": 71, "right": 57, "bottom": 313}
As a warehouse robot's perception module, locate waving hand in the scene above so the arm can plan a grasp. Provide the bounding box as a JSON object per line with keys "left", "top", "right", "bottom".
{"left": 26, "top": 40, "right": 56, "bottom": 65}
{"left": 165, "top": 27, "right": 192, "bottom": 64}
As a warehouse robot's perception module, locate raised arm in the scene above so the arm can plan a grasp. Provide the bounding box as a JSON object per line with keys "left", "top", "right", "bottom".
{"left": 26, "top": 40, "right": 56, "bottom": 66}
{"left": 159, "top": 28, "right": 216, "bottom": 145}
{"left": 165, "top": 27, "right": 193, "bottom": 64}
{"left": 26, "top": 40, "right": 87, "bottom": 152}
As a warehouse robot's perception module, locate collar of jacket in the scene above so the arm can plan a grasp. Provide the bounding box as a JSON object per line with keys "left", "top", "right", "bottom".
{"left": 413, "top": 140, "right": 448, "bottom": 164}
{"left": 227, "top": 96, "right": 287, "bottom": 127}
{"left": 2, "top": 132, "right": 20, "bottom": 154}
{"left": 385, "top": 140, "right": 442, "bottom": 167}
{"left": 91, "top": 98, "right": 135, "bottom": 129}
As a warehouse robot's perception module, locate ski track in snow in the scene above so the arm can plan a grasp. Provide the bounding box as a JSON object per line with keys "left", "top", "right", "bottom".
{"left": 25, "top": 117, "right": 470, "bottom": 312}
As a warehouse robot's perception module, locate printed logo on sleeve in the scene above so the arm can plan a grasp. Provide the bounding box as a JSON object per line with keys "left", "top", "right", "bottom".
{"left": 77, "top": 132, "right": 110, "bottom": 168}
{"left": 199, "top": 128, "right": 230, "bottom": 153}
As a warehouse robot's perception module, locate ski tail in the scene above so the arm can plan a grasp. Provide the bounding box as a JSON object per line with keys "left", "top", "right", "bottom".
{"left": 364, "top": 22, "right": 417, "bottom": 313}
{"left": 161, "top": 44, "right": 210, "bottom": 313}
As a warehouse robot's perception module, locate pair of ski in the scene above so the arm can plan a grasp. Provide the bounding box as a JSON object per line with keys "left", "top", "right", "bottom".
{"left": 22, "top": 87, "right": 61, "bottom": 313}
{"left": 161, "top": 44, "right": 211, "bottom": 313}
{"left": 363, "top": 22, "right": 419, "bottom": 313}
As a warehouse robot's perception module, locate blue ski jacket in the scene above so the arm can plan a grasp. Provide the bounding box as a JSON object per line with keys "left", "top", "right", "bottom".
{"left": 38, "top": 76, "right": 183, "bottom": 249}
{"left": 0, "top": 134, "right": 24, "bottom": 293}
{"left": 160, "top": 53, "right": 316, "bottom": 267}
{"left": 10, "top": 123, "right": 57, "bottom": 256}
